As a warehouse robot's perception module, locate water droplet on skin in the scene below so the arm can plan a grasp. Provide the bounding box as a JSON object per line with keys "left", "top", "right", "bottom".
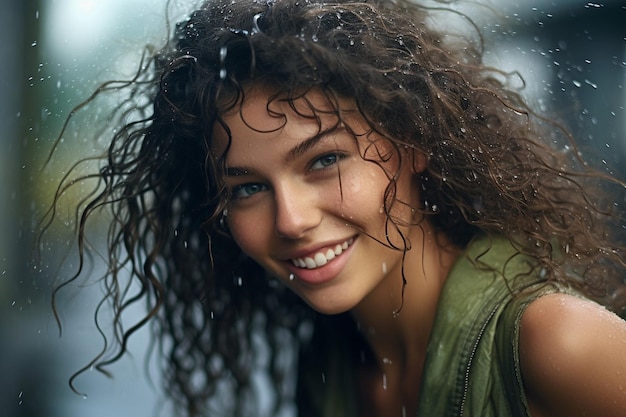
{"left": 382, "top": 262, "right": 387, "bottom": 274}
{"left": 382, "top": 373, "right": 388, "bottom": 390}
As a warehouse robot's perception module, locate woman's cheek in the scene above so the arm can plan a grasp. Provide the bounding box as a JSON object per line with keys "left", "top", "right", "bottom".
{"left": 227, "top": 210, "right": 268, "bottom": 258}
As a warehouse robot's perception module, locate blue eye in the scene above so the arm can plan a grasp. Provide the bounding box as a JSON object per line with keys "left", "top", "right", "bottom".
{"left": 311, "top": 153, "right": 342, "bottom": 170}
{"left": 231, "top": 183, "right": 267, "bottom": 199}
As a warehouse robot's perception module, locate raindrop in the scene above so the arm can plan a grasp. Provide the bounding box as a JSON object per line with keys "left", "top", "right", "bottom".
{"left": 31, "top": 41, "right": 37, "bottom": 47}
{"left": 219, "top": 46, "right": 228, "bottom": 80}
{"left": 584, "top": 79, "right": 598, "bottom": 89}
{"left": 252, "top": 13, "right": 263, "bottom": 34}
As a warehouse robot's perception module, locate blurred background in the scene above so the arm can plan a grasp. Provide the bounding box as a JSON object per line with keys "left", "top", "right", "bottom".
{"left": 1, "top": 0, "right": 624, "bottom": 416}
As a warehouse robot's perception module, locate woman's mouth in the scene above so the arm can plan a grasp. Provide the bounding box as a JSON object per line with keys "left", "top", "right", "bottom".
{"left": 290, "top": 237, "right": 354, "bottom": 269}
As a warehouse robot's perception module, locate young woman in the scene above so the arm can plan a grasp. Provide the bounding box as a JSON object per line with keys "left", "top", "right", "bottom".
{"left": 43, "top": 0, "right": 626, "bottom": 416}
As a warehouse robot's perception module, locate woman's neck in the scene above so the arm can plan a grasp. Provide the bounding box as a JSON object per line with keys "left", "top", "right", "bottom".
{"left": 350, "top": 227, "right": 460, "bottom": 379}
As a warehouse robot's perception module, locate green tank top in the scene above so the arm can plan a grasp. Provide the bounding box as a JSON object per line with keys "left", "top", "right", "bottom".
{"left": 417, "top": 236, "right": 577, "bottom": 417}
{"left": 297, "top": 236, "right": 580, "bottom": 416}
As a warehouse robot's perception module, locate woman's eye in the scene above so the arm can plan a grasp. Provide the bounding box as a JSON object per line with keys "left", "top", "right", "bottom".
{"left": 231, "top": 183, "right": 267, "bottom": 199}
{"left": 310, "top": 153, "right": 343, "bottom": 170}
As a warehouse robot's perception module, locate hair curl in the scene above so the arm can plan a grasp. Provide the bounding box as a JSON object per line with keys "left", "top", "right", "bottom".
{"left": 41, "top": 0, "right": 626, "bottom": 415}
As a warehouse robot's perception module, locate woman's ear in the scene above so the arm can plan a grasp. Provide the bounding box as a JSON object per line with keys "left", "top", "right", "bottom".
{"left": 411, "top": 149, "right": 428, "bottom": 174}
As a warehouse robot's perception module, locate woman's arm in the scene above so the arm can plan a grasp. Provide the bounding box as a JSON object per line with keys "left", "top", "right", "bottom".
{"left": 520, "top": 292, "right": 626, "bottom": 417}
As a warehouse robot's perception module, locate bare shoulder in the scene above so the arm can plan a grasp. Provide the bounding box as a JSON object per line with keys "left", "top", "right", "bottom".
{"left": 519, "top": 292, "right": 626, "bottom": 417}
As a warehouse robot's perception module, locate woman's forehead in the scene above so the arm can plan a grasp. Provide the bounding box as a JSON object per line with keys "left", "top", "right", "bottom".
{"left": 221, "top": 86, "right": 356, "bottom": 118}
{"left": 214, "top": 87, "right": 362, "bottom": 138}
{"left": 211, "top": 87, "right": 379, "bottom": 162}
{"left": 212, "top": 89, "right": 338, "bottom": 152}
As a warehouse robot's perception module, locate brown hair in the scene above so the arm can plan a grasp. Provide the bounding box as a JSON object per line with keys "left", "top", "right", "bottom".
{"left": 41, "top": 0, "right": 626, "bottom": 415}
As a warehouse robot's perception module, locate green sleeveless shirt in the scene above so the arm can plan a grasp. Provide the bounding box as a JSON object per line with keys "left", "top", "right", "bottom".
{"left": 298, "top": 236, "right": 580, "bottom": 416}
{"left": 417, "top": 236, "right": 578, "bottom": 417}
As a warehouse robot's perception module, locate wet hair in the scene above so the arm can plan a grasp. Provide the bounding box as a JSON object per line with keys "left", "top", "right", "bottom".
{"left": 42, "top": 0, "right": 626, "bottom": 415}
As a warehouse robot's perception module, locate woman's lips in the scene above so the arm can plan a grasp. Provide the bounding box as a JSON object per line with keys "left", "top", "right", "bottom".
{"left": 290, "top": 237, "right": 354, "bottom": 269}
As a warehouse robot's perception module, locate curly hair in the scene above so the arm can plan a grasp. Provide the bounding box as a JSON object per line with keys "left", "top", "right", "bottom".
{"left": 42, "top": 0, "right": 626, "bottom": 415}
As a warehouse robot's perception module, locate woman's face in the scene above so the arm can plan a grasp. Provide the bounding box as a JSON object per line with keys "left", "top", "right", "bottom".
{"left": 213, "top": 88, "right": 424, "bottom": 314}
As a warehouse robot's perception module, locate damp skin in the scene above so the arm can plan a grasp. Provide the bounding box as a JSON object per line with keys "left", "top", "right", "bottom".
{"left": 213, "top": 87, "right": 441, "bottom": 316}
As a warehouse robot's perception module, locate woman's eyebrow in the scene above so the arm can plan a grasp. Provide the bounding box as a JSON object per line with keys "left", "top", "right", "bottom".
{"left": 224, "top": 128, "right": 341, "bottom": 177}
{"left": 286, "top": 129, "right": 338, "bottom": 162}
{"left": 225, "top": 166, "right": 252, "bottom": 177}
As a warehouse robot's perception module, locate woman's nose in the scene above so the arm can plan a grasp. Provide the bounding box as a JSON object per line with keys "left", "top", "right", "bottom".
{"left": 273, "top": 182, "right": 321, "bottom": 239}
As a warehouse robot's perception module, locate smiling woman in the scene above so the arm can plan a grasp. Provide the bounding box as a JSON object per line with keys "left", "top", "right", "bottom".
{"left": 40, "top": 0, "right": 626, "bottom": 416}
{"left": 214, "top": 88, "right": 439, "bottom": 315}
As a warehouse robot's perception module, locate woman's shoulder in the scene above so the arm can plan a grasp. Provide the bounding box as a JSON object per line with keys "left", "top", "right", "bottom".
{"left": 520, "top": 292, "right": 626, "bottom": 417}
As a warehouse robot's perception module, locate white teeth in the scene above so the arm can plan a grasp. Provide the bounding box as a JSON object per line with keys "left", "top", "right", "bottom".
{"left": 314, "top": 252, "right": 328, "bottom": 266}
{"left": 291, "top": 238, "right": 354, "bottom": 270}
